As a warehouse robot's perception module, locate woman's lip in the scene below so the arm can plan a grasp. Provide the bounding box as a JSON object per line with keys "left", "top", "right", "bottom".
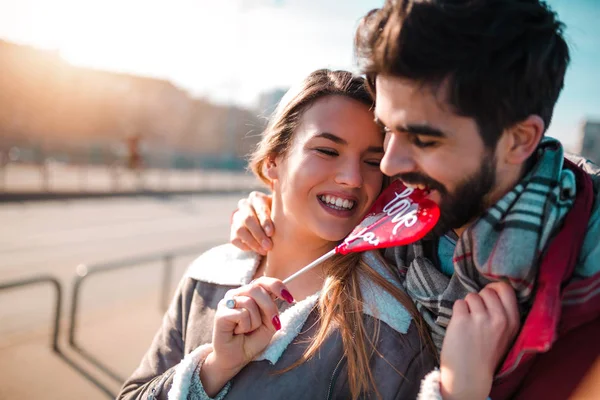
{"left": 317, "top": 196, "right": 356, "bottom": 218}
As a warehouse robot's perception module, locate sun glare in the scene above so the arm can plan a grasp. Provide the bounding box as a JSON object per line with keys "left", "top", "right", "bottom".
{"left": 54, "top": 1, "right": 162, "bottom": 74}
{"left": 51, "top": 0, "right": 246, "bottom": 87}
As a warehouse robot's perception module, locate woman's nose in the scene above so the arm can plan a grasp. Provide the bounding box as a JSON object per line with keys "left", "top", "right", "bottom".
{"left": 334, "top": 158, "right": 364, "bottom": 188}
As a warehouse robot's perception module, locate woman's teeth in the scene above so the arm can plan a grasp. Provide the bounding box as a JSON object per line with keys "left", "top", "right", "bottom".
{"left": 318, "top": 195, "right": 355, "bottom": 210}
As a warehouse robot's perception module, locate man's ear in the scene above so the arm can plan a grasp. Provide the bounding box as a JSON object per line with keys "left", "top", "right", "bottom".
{"left": 501, "top": 115, "right": 545, "bottom": 165}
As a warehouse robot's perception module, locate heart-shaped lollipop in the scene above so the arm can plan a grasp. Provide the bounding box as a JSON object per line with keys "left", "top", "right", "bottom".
{"left": 283, "top": 180, "right": 440, "bottom": 284}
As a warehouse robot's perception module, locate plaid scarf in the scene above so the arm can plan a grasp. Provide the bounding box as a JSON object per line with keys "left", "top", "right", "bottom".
{"left": 389, "top": 138, "right": 577, "bottom": 351}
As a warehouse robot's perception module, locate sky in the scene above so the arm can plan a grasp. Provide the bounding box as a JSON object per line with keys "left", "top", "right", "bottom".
{"left": 0, "top": 0, "right": 598, "bottom": 151}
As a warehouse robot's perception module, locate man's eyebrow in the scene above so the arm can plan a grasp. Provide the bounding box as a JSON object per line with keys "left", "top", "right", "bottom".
{"left": 402, "top": 124, "right": 447, "bottom": 138}
{"left": 374, "top": 116, "right": 446, "bottom": 138}
{"left": 314, "top": 132, "right": 383, "bottom": 153}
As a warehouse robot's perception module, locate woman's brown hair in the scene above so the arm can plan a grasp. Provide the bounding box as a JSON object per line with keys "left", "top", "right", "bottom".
{"left": 249, "top": 69, "right": 374, "bottom": 185}
{"left": 249, "top": 69, "right": 435, "bottom": 399}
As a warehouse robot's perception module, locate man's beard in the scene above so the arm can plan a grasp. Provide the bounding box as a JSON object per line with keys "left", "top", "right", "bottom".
{"left": 396, "top": 152, "right": 497, "bottom": 238}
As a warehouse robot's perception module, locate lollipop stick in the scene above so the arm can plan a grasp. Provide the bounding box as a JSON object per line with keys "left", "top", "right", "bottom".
{"left": 283, "top": 249, "right": 337, "bottom": 284}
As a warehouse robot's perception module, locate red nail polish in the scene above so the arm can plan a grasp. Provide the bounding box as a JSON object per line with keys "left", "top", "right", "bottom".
{"left": 281, "top": 289, "right": 294, "bottom": 304}
{"left": 272, "top": 315, "right": 281, "bottom": 331}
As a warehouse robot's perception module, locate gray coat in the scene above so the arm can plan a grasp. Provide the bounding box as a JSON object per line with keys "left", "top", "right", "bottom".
{"left": 118, "top": 245, "right": 437, "bottom": 400}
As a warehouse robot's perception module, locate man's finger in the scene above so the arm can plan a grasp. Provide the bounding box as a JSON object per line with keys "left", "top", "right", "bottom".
{"left": 237, "top": 198, "right": 250, "bottom": 209}
{"left": 253, "top": 200, "right": 274, "bottom": 238}
{"left": 464, "top": 292, "right": 487, "bottom": 316}
{"left": 235, "top": 229, "right": 265, "bottom": 255}
{"left": 478, "top": 287, "right": 509, "bottom": 331}
{"left": 231, "top": 238, "right": 251, "bottom": 252}
{"left": 242, "top": 212, "right": 272, "bottom": 252}
{"left": 249, "top": 191, "right": 274, "bottom": 239}
{"left": 486, "top": 282, "right": 520, "bottom": 336}
{"left": 451, "top": 299, "right": 470, "bottom": 319}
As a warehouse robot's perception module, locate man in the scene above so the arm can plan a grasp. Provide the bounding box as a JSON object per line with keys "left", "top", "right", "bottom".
{"left": 231, "top": 1, "right": 600, "bottom": 398}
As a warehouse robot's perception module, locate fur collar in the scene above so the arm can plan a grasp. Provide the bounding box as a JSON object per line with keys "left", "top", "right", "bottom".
{"left": 186, "top": 244, "right": 412, "bottom": 364}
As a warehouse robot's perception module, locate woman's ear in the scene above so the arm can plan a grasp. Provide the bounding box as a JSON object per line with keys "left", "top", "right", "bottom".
{"left": 264, "top": 158, "right": 278, "bottom": 181}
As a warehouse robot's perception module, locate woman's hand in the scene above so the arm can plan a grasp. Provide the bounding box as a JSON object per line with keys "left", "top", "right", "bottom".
{"left": 230, "top": 191, "right": 274, "bottom": 255}
{"left": 200, "top": 277, "right": 294, "bottom": 396}
{"left": 440, "top": 282, "right": 520, "bottom": 400}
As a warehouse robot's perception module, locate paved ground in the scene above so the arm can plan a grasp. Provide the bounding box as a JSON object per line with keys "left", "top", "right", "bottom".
{"left": 0, "top": 194, "right": 246, "bottom": 399}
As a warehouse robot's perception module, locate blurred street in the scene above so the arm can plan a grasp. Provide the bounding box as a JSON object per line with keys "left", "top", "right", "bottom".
{"left": 0, "top": 163, "right": 260, "bottom": 195}
{"left": 0, "top": 193, "right": 246, "bottom": 399}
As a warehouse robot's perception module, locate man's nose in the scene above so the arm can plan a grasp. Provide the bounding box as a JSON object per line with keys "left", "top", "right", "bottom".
{"left": 380, "top": 134, "right": 417, "bottom": 177}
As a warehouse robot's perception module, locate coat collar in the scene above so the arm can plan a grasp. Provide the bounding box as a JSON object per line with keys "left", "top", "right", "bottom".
{"left": 186, "top": 244, "right": 412, "bottom": 364}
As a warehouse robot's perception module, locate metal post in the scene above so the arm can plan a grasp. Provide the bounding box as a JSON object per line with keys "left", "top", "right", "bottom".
{"left": 161, "top": 255, "right": 174, "bottom": 312}
{"left": 0, "top": 160, "right": 6, "bottom": 192}
{"left": 79, "top": 154, "right": 87, "bottom": 192}
{"left": 0, "top": 275, "right": 115, "bottom": 398}
{"left": 69, "top": 264, "right": 87, "bottom": 347}
{"left": 111, "top": 160, "right": 121, "bottom": 192}
{"left": 0, "top": 276, "right": 62, "bottom": 352}
{"left": 50, "top": 278, "right": 62, "bottom": 352}
{"left": 41, "top": 159, "right": 50, "bottom": 192}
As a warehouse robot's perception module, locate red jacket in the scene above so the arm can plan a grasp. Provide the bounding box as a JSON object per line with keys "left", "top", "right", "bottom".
{"left": 490, "top": 160, "right": 600, "bottom": 399}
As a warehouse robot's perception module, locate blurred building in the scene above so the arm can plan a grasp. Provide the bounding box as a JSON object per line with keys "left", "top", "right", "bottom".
{"left": 0, "top": 39, "right": 262, "bottom": 169}
{"left": 580, "top": 120, "right": 600, "bottom": 165}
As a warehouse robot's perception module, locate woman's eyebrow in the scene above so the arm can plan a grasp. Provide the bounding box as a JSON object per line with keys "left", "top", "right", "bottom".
{"left": 314, "top": 132, "right": 383, "bottom": 153}
{"left": 314, "top": 132, "right": 346, "bottom": 144}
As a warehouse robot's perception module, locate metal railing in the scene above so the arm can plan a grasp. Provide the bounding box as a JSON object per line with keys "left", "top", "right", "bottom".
{"left": 0, "top": 275, "right": 62, "bottom": 352}
{"left": 1, "top": 243, "right": 218, "bottom": 398}
{"left": 0, "top": 275, "right": 116, "bottom": 398}
{"left": 67, "top": 243, "right": 217, "bottom": 389}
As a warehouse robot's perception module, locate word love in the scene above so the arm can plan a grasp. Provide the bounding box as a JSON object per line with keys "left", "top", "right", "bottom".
{"left": 383, "top": 187, "right": 419, "bottom": 235}
{"left": 345, "top": 187, "right": 418, "bottom": 247}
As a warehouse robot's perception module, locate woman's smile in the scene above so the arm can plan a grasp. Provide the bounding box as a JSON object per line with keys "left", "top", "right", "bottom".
{"left": 317, "top": 192, "right": 359, "bottom": 218}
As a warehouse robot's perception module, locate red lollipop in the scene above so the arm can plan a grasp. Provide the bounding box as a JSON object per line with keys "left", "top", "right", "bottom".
{"left": 283, "top": 180, "right": 440, "bottom": 284}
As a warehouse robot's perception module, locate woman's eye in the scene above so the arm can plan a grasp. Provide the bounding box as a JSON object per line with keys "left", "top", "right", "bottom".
{"left": 316, "top": 148, "right": 338, "bottom": 156}
{"left": 365, "top": 160, "right": 382, "bottom": 167}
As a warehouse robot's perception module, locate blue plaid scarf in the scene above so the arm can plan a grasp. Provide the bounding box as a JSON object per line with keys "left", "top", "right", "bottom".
{"left": 389, "top": 137, "right": 577, "bottom": 350}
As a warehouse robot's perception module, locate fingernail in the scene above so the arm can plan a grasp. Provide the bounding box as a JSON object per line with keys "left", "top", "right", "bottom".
{"left": 262, "top": 239, "right": 272, "bottom": 250}
{"left": 280, "top": 289, "right": 294, "bottom": 304}
{"left": 265, "top": 224, "right": 273, "bottom": 236}
{"left": 272, "top": 315, "right": 281, "bottom": 331}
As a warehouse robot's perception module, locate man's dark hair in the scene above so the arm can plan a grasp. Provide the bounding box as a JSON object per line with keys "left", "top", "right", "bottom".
{"left": 355, "top": 0, "right": 570, "bottom": 147}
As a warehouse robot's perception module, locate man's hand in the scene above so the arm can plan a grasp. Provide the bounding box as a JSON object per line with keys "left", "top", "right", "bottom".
{"left": 230, "top": 191, "right": 274, "bottom": 255}
{"left": 440, "top": 282, "right": 521, "bottom": 400}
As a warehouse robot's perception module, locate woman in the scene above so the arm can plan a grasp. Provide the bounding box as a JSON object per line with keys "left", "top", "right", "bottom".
{"left": 117, "top": 69, "right": 438, "bottom": 400}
